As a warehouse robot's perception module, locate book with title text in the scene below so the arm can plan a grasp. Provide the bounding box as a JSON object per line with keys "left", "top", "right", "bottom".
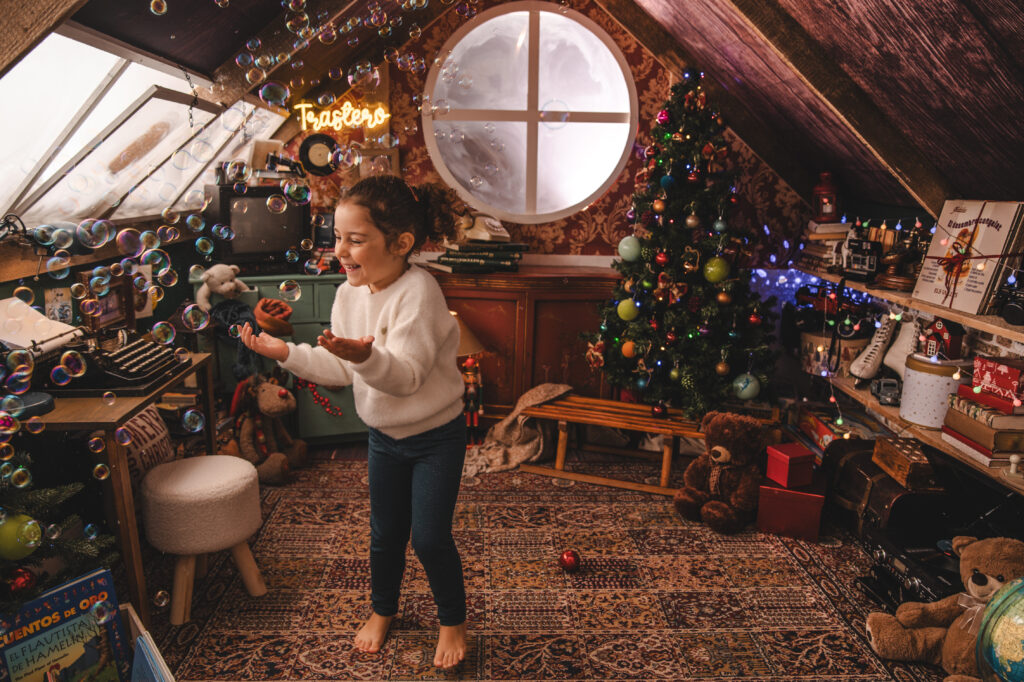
{"left": 0, "top": 568, "right": 131, "bottom": 682}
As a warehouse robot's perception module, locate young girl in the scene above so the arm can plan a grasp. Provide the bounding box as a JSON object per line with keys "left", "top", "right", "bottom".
{"left": 239, "top": 175, "right": 468, "bottom": 669}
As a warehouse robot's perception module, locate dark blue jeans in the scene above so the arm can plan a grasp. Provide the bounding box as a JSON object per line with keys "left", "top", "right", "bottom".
{"left": 367, "top": 414, "right": 466, "bottom": 626}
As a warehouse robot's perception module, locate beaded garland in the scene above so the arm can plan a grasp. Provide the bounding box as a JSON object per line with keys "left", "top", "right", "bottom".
{"left": 295, "top": 378, "right": 346, "bottom": 416}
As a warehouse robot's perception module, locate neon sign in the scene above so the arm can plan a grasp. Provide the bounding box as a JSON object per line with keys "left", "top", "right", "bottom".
{"left": 293, "top": 102, "right": 391, "bottom": 132}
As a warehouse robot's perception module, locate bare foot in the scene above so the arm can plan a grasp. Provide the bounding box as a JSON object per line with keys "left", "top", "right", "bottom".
{"left": 354, "top": 613, "right": 393, "bottom": 653}
{"left": 434, "top": 622, "right": 467, "bottom": 669}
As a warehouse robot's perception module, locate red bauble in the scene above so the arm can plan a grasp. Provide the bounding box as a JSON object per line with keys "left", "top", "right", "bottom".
{"left": 651, "top": 403, "right": 668, "bottom": 418}
{"left": 655, "top": 251, "right": 669, "bottom": 266}
{"left": 665, "top": 331, "right": 678, "bottom": 344}
{"left": 558, "top": 549, "right": 581, "bottom": 573}
{"left": 649, "top": 319, "right": 659, "bottom": 331}
{"left": 749, "top": 313, "right": 763, "bottom": 325}
{"left": 7, "top": 567, "right": 37, "bottom": 593}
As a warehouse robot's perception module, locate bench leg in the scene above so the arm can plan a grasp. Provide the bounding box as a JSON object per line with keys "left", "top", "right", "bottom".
{"left": 660, "top": 436, "right": 676, "bottom": 488}
{"left": 554, "top": 420, "right": 568, "bottom": 471}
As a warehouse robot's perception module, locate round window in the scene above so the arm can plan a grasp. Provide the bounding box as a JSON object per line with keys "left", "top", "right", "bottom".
{"left": 422, "top": 1, "right": 638, "bottom": 224}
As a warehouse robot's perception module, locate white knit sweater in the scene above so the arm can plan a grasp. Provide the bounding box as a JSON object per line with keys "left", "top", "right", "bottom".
{"left": 278, "top": 265, "right": 465, "bottom": 439}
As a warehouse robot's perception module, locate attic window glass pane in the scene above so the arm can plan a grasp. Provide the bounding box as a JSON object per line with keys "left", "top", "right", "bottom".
{"left": 23, "top": 98, "right": 215, "bottom": 225}
{"left": 0, "top": 33, "right": 118, "bottom": 214}
{"left": 422, "top": 1, "right": 637, "bottom": 224}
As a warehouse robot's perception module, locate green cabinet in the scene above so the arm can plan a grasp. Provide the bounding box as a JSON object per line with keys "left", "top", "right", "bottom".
{"left": 192, "top": 273, "right": 366, "bottom": 441}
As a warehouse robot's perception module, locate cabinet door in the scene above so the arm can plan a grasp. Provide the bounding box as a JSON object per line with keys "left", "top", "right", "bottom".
{"left": 288, "top": 322, "right": 366, "bottom": 440}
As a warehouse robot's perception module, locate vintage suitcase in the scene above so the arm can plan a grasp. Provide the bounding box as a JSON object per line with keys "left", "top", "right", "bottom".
{"left": 821, "top": 439, "right": 950, "bottom": 537}
{"left": 871, "top": 437, "right": 940, "bottom": 490}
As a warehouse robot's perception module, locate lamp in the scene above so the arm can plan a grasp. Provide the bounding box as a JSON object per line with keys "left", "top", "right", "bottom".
{"left": 450, "top": 311, "right": 484, "bottom": 357}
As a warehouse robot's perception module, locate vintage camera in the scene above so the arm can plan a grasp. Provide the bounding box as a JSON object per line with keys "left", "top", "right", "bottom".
{"left": 841, "top": 236, "right": 882, "bottom": 282}
{"left": 993, "top": 280, "right": 1024, "bottom": 326}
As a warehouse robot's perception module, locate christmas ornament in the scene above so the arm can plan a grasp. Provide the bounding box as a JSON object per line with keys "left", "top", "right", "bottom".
{"left": 715, "top": 361, "right": 731, "bottom": 376}
{"left": 651, "top": 402, "right": 668, "bottom": 418}
{"left": 669, "top": 367, "right": 681, "bottom": 381}
{"left": 703, "top": 256, "right": 731, "bottom": 283}
{"left": 585, "top": 341, "right": 605, "bottom": 369}
{"left": 749, "top": 312, "right": 763, "bottom": 326}
{"left": 0, "top": 515, "right": 41, "bottom": 561}
{"left": 295, "top": 379, "right": 345, "bottom": 416}
{"left": 558, "top": 549, "right": 581, "bottom": 573}
{"left": 655, "top": 251, "right": 669, "bottom": 266}
{"left": 717, "top": 291, "right": 732, "bottom": 305}
{"left": 635, "top": 375, "right": 648, "bottom": 389}
{"left": 712, "top": 217, "right": 728, "bottom": 233}
{"left": 6, "top": 567, "right": 36, "bottom": 594}
{"left": 644, "top": 145, "right": 658, "bottom": 159}
{"left": 648, "top": 319, "right": 658, "bottom": 331}
{"left": 659, "top": 175, "right": 675, "bottom": 191}
{"left": 617, "top": 299, "right": 639, "bottom": 321}
{"left": 698, "top": 324, "right": 710, "bottom": 335}
{"left": 621, "top": 341, "right": 636, "bottom": 358}
{"left": 626, "top": 207, "right": 635, "bottom": 221}
{"left": 617, "top": 235, "right": 641, "bottom": 261}
{"left": 732, "top": 373, "right": 760, "bottom": 399}
{"left": 641, "top": 278, "right": 653, "bottom": 290}
{"left": 687, "top": 170, "right": 699, "bottom": 182}
{"left": 665, "top": 331, "right": 677, "bottom": 344}
{"left": 685, "top": 213, "right": 701, "bottom": 228}
{"left": 652, "top": 199, "right": 665, "bottom": 213}
{"left": 682, "top": 246, "right": 701, "bottom": 272}
{"left": 656, "top": 109, "right": 670, "bottom": 125}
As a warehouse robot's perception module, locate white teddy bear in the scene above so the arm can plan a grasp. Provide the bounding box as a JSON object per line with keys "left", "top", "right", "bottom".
{"left": 196, "top": 264, "right": 250, "bottom": 312}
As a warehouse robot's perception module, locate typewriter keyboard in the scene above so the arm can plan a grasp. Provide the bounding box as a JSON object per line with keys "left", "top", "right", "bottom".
{"left": 100, "top": 338, "right": 178, "bottom": 384}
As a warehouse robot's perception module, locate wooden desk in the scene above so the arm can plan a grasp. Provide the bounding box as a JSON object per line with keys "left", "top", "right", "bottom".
{"left": 39, "top": 353, "right": 215, "bottom": 627}
{"left": 518, "top": 395, "right": 704, "bottom": 496}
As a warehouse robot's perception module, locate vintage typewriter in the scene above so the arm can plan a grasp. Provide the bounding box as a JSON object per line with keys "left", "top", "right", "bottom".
{"left": 34, "top": 332, "right": 180, "bottom": 396}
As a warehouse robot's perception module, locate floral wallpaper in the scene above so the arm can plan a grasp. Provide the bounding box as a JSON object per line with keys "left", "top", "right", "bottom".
{"left": 282, "top": 0, "right": 810, "bottom": 265}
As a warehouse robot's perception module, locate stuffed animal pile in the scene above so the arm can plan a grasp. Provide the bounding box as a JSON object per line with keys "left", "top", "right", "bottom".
{"left": 866, "top": 535, "right": 1024, "bottom": 681}
{"left": 221, "top": 374, "right": 308, "bottom": 484}
{"left": 673, "top": 411, "right": 764, "bottom": 534}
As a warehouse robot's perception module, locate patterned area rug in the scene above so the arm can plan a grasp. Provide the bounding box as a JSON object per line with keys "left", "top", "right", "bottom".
{"left": 141, "top": 446, "right": 946, "bottom": 681}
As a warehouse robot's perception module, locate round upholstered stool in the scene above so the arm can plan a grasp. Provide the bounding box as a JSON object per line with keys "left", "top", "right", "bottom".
{"left": 141, "top": 455, "right": 267, "bottom": 624}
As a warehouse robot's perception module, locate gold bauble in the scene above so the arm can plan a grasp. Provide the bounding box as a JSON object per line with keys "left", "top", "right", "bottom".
{"left": 621, "top": 341, "right": 636, "bottom": 358}
{"left": 716, "top": 291, "right": 732, "bottom": 305}
{"left": 715, "top": 362, "right": 730, "bottom": 376}
{"left": 685, "top": 213, "right": 700, "bottom": 228}
{"left": 652, "top": 199, "right": 666, "bottom": 213}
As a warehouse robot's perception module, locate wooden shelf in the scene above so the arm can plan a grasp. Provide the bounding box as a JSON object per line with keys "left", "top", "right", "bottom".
{"left": 827, "top": 374, "right": 1017, "bottom": 491}
{"left": 797, "top": 266, "right": 1024, "bottom": 344}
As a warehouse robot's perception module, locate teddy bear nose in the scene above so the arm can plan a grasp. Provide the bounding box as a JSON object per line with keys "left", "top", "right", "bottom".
{"left": 278, "top": 389, "right": 289, "bottom": 399}
{"left": 971, "top": 572, "right": 988, "bottom": 586}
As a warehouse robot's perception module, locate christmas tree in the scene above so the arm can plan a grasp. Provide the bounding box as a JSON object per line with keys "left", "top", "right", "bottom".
{"left": 0, "top": 448, "right": 119, "bottom": 616}
{"left": 587, "top": 69, "right": 776, "bottom": 417}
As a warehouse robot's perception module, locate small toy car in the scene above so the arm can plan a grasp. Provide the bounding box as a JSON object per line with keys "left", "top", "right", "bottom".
{"left": 871, "top": 377, "right": 902, "bottom": 406}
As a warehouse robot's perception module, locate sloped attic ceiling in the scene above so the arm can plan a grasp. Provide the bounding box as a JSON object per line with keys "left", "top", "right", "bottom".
{"left": 7, "top": 0, "right": 1022, "bottom": 218}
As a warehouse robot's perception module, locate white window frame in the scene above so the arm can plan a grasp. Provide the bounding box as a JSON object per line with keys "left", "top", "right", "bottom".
{"left": 421, "top": 1, "right": 638, "bottom": 224}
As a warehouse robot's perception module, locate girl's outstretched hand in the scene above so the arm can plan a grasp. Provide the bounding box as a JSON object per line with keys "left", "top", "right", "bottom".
{"left": 317, "top": 329, "right": 374, "bottom": 363}
{"left": 239, "top": 322, "right": 289, "bottom": 362}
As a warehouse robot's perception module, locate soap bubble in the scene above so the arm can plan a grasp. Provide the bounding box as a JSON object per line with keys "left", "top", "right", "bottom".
{"left": 266, "top": 194, "right": 288, "bottom": 213}
{"left": 285, "top": 248, "right": 300, "bottom": 263}
{"left": 228, "top": 323, "right": 242, "bottom": 338}
{"left": 278, "top": 280, "right": 302, "bottom": 301}
{"left": 259, "top": 81, "right": 290, "bottom": 107}
{"left": 141, "top": 248, "right": 172, "bottom": 276}
{"left": 174, "top": 348, "right": 191, "bottom": 363}
{"left": 409, "top": 23, "right": 422, "bottom": 39}
{"left": 150, "top": 0, "right": 167, "bottom": 15}
{"left": 185, "top": 214, "right": 205, "bottom": 232}
{"left": 83, "top": 524, "right": 99, "bottom": 540}
{"left": 108, "top": 262, "right": 124, "bottom": 277}
{"left": 69, "top": 283, "right": 87, "bottom": 300}
{"left": 121, "top": 258, "right": 139, "bottom": 275}
{"left": 245, "top": 38, "right": 262, "bottom": 51}
{"left": 16, "top": 519, "right": 40, "bottom": 547}
{"left": 151, "top": 322, "right": 176, "bottom": 345}
{"left": 46, "top": 254, "right": 70, "bottom": 280}
{"left": 245, "top": 67, "right": 266, "bottom": 85}
{"left": 61, "top": 350, "right": 86, "bottom": 377}
{"left": 161, "top": 207, "right": 180, "bottom": 223}
{"left": 286, "top": 12, "right": 309, "bottom": 33}
{"left": 157, "top": 225, "right": 179, "bottom": 242}
{"left": 0, "top": 444, "right": 12, "bottom": 461}
{"left": 90, "top": 601, "right": 113, "bottom": 624}
{"left": 330, "top": 145, "right": 360, "bottom": 168}
{"left": 92, "top": 463, "right": 110, "bottom": 480}
{"left": 6, "top": 351, "right": 30, "bottom": 372}
{"left": 88, "top": 277, "right": 110, "bottom": 297}
{"left": 23, "top": 417, "right": 43, "bottom": 435}
{"left": 87, "top": 437, "right": 105, "bottom": 453}
{"left": 540, "top": 100, "right": 570, "bottom": 129}
{"left": 133, "top": 275, "right": 149, "bottom": 292}
{"left": 5, "top": 371, "right": 30, "bottom": 396}
{"left": 32, "top": 225, "right": 58, "bottom": 246}
{"left": 102, "top": 391, "right": 116, "bottom": 406}
{"left": 469, "top": 175, "right": 483, "bottom": 189}
{"left": 235, "top": 52, "right": 253, "bottom": 68}
{"left": 383, "top": 46, "right": 399, "bottom": 63}
{"left": 300, "top": 238, "right": 314, "bottom": 250}
{"left": 194, "top": 237, "right": 214, "bottom": 256}
{"left": 153, "top": 591, "right": 170, "bottom": 608}
{"left": 303, "top": 259, "right": 322, "bottom": 275}
{"left": 12, "top": 287, "right": 33, "bottom": 306}
{"left": 225, "top": 160, "right": 252, "bottom": 183}
{"left": 189, "top": 264, "right": 205, "bottom": 279}
{"left": 182, "top": 409, "right": 205, "bottom": 433}
{"left": 283, "top": 181, "right": 311, "bottom": 205}
{"left": 10, "top": 467, "right": 31, "bottom": 488}
{"left": 181, "top": 304, "right": 210, "bottom": 331}
{"left": 157, "top": 269, "right": 179, "bottom": 287}
{"left": 51, "top": 229, "right": 73, "bottom": 249}
{"left": 148, "top": 286, "right": 164, "bottom": 303}
{"left": 316, "top": 92, "right": 335, "bottom": 107}
{"left": 45, "top": 524, "right": 60, "bottom": 540}
{"left": 182, "top": 189, "right": 211, "bottom": 211}
{"left": 49, "top": 365, "right": 72, "bottom": 386}
{"left": 212, "top": 224, "right": 234, "bottom": 240}
{"left": 80, "top": 299, "right": 100, "bottom": 316}
{"left": 347, "top": 61, "right": 380, "bottom": 93}
{"left": 114, "top": 427, "right": 132, "bottom": 445}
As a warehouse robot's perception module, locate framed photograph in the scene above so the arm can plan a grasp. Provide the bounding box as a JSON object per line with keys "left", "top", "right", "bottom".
{"left": 44, "top": 288, "right": 72, "bottom": 325}
{"left": 359, "top": 148, "right": 399, "bottom": 178}
{"left": 132, "top": 264, "right": 155, "bottom": 320}
{"left": 78, "top": 272, "right": 134, "bottom": 332}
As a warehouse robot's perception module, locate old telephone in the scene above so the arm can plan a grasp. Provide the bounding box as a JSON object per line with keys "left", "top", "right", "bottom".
{"left": 457, "top": 212, "right": 510, "bottom": 242}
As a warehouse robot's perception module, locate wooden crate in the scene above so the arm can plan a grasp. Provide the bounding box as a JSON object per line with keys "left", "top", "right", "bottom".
{"left": 871, "top": 437, "right": 939, "bottom": 490}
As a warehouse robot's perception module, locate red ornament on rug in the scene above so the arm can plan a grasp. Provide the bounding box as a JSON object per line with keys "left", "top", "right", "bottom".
{"left": 558, "top": 549, "right": 581, "bottom": 573}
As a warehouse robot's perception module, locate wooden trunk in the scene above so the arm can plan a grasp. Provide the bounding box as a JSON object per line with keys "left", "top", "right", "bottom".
{"left": 871, "top": 437, "right": 940, "bottom": 490}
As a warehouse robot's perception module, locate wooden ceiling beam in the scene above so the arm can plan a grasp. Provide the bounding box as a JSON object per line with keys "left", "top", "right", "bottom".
{"left": 0, "top": 0, "right": 90, "bottom": 79}
{"left": 723, "top": 0, "right": 954, "bottom": 217}
{"left": 594, "top": 0, "right": 817, "bottom": 203}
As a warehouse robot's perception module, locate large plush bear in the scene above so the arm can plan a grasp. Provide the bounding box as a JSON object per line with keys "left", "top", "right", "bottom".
{"left": 673, "top": 411, "right": 764, "bottom": 534}
{"left": 866, "top": 535, "right": 1024, "bottom": 682}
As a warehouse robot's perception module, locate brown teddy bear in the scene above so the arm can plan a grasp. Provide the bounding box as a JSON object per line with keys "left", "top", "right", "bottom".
{"left": 224, "top": 374, "right": 308, "bottom": 484}
{"left": 673, "top": 411, "right": 764, "bottom": 534}
{"left": 866, "top": 535, "right": 1024, "bottom": 682}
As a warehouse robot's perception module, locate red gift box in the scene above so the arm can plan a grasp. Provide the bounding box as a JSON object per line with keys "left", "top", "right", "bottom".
{"left": 756, "top": 472, "right": 826, "bottom": 542}
{"left": 765, "top": 442, "right": 815, "bottom": 488}
{"left": 973, "top": 356, "right": 1024, "bottom": 400}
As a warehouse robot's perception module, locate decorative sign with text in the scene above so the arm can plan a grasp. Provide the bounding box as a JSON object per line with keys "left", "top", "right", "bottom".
{"left": 293, "top": 102, "right": 390, "bottom": 132}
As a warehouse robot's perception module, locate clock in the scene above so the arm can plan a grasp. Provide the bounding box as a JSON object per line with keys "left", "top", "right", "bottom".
{"left": 298, "top": 133, "right": 340, "bottom": 176}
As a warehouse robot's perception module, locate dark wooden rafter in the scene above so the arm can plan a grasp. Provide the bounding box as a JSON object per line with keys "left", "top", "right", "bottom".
{"left": 593, "top": 0, "right": 817, "bottom": 203}
{"left": 722, "top": 0, "right": 955, "bottom": 217}
{"left": 0, "top": 0, "right": 90, "bottom": 79}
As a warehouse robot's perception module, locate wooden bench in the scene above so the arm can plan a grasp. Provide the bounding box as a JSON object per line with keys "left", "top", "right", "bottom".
{"left": 517, "top": 394, "right": 704, "bottom": 496}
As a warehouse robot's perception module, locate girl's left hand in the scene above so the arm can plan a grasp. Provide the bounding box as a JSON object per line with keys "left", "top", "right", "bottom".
{"left": 317, "top": 329, "right": 375, "bottom": 363}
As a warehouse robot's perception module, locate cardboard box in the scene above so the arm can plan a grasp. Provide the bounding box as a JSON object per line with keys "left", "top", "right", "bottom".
{"left": 757, "top": 472, "right": 826, "bottom": 542}
{"left": 765, "top": 442, "right": 815, "bottom": 488}
{"left": 973, "top": 356, "right": 1024, "bottom": 400}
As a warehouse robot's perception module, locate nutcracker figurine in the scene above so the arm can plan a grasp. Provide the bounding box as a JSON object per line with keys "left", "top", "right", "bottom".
{"left": 461, "top": 356, "right": 484, "bottom": 445}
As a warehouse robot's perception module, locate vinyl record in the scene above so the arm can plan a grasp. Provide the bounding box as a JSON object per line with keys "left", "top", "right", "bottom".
{"left": 299, "top": 134, "right": 340, "bottom": 176}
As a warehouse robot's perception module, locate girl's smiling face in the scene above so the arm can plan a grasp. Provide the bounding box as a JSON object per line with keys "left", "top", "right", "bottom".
{"left": 334, "top": 201, "right": 414, "bottom": 293}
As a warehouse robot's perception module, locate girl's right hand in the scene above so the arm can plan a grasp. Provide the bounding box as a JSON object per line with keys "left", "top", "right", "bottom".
{"left": 239, "top": 322, "right": 289, "bottom": 362}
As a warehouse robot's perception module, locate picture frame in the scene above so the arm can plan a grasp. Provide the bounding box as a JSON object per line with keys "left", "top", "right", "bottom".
{"left": 78, "top": 272, "right": 134, "bottom": 332}
{"left": 359, "top": 148, "right": 399, "bottom": 178}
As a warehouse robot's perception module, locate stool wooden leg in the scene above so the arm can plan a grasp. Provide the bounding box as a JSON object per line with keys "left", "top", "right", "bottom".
{"left": 170, "top": 555, "right": 196, "bottom": 626}
{"left": 230, "top": 543, "right": 267, "bottom": 597}
{"left": 554, "top": 421, "right": 568, "bottom": 471}
{"left": 660, "top": 436, "right": 676, "bottom": 489}
{"left": 195, "top": 553, "right": 208, "bottom": 579}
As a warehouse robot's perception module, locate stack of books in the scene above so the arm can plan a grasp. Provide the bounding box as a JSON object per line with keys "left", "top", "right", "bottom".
{"left": 797, "top": 221, "right": 851, "bottom": 272}
{"left": 941, "top": 385, "right": 1024, "bottom": 467}
{"left": 426, "top": 241, "right": 527, "bottom": 274}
